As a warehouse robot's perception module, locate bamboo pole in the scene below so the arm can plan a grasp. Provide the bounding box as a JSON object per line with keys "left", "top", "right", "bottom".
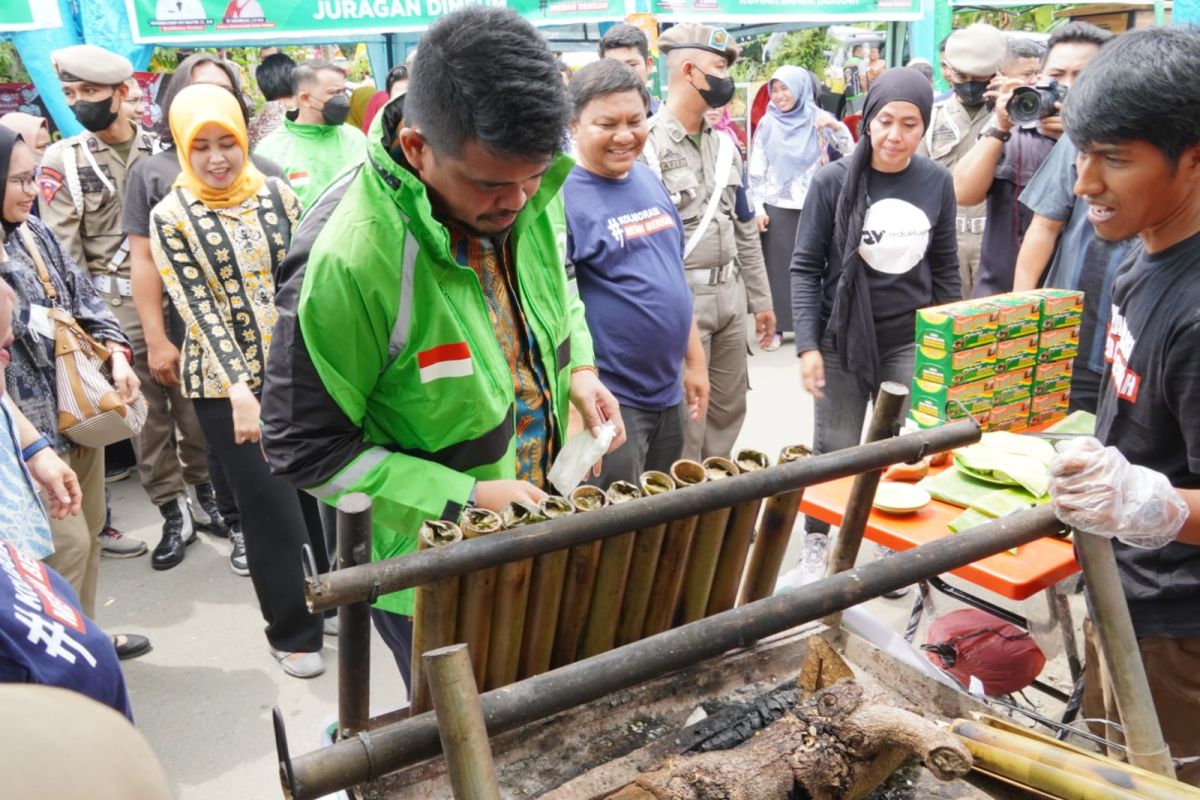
{"left": 483, "top": 503, "right": 544, "bottom": 691}
{"left": 958, "top": 733, "right": 1147, "bottom": 800}
{"left": 456, "top": 508, "right": 503, "bottom": 689}
{"left": 579, "top": 481, "right": 643, "bottom": 659}
{"left": 640, "top": 460, "right": 707, "bottom": 637}
{"left": 550, "top": 486, "right": 611, "bottom": 668}
{"left": 409, "top": 520, "right": 464, "bottom": 715}
{"left": 680, "top": 457, "right": 739, "bottom": 624}
{"left": 953, "top": 717, "right": 1200, "bottom": 800}
{"left": 738, "top": 445, "right": 811, "bottom": 605}
{"left": 335, "top": 493, "right": 373, "bottom": 740}
{"left": 423, "top": 644, "right": 502, "bottom": 800}
{"left": 614, "top": 471, "right": 676, "bottom": 647}
{"left": 517, "top": 497, "right": 574, "bottom": 680}
{"left": 706, "top": 449, "right": 769, "bottom": 617}
{"left": 1075, "top": 532, "right": 1175, "bottom": 778}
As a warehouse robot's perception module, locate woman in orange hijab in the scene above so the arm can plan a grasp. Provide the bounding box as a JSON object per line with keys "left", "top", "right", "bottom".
{"left": 148, "top": 83, "right": 331, "bottom": 679}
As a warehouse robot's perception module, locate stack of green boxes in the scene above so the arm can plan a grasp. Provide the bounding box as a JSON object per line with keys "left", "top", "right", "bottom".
{"left": 910, "top": 290, "right": 1083, "bottom": 431}
{"left": 1026, "top": 288, "right": 1083, "bottom": 427}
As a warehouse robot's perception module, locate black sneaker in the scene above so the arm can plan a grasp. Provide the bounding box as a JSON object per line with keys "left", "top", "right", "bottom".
{"left": 151, "top": 497, "right": 197, "bottom": 571}
{"left": 104, "top": 465, "right": 132, "bottom": 484}
{"left": 188, "top": 483, "right": 230, "bottom": 538}
{"left": 229, "top": 527, "right": 249, "bottom": 576}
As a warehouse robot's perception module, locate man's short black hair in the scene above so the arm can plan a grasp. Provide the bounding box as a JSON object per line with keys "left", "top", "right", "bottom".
{"left": 908, "top": 60, "right": 934, "bottom": 82}
{"left": 852, "top": 44, "right": 865, "bottom": 56}
{"left": 291, "top": 59, "right": 344, "bottom": 96}
{"left": 385, "top": 64, "right": 408, "bottom": 95}
{"left": 255, "top": 53, "right": 296, "bottom": 102}
{"left": 568, "top": 59, "right": 650, "bottom": 120}
{"left": 1004, "top": 37, "right": 1044, "bottom": 64}
{"left": 598, "top": 23, "right": 650, "bottom": 60}
{"left": 1066, "top": 26, "right": 1200, "bottom": 166}
{"left": 1046, "top": 21, "right": 1113, "bottom": 59}
{"left": 405, "top": 7, "right": 569, "bottom": 160}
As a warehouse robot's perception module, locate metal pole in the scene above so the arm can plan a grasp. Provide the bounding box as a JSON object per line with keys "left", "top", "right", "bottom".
{"left": 424, "top": 644, "right": 502, "bottom": 800}
{"left": 305, "top": 421, "right": 983, "bottom": 614}
{"left": 336, "top": 493, "right": 372, "bottom": 739}
{"left": 824, "top": 382, "right": 908, "bottom": 633}
{"left": 1075, "top": 532, "right": 1175, "bottom": 778}
{"left": 280, "top": 504, "right": 1063, "bottom": 799}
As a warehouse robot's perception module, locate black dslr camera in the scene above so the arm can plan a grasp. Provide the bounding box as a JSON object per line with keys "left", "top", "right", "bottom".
{"left": 1007, "top": 80, "right": 1067, "bottom": 124}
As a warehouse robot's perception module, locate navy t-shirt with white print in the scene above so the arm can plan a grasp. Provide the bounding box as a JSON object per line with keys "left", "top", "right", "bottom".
{"left": 1096, "top": 232, "right": 1200, "bottom": 639}
{"left": 564, "top": 161, "right": 693, "bottom": 411}
{"left": 0, "top": 543, "right": 132, "bottom": 719}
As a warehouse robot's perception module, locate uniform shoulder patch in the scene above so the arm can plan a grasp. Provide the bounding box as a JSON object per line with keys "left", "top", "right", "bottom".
{"left": 38, "top": 167, "right": 64, "bottom": 205}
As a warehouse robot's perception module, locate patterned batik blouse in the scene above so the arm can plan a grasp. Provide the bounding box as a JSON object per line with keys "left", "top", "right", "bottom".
{"left": 148, "top": 178, "right": 301, "bottom": 399}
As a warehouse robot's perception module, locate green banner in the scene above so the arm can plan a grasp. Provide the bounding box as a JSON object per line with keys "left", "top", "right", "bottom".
{"left": 125, "top": 0, "right": 628, "bottom": 44}
{"left": 652, "top": 0, "right": 920, "bottom": 23}
{"left": 0, "top": 0, "right": 63, "bottom": 32}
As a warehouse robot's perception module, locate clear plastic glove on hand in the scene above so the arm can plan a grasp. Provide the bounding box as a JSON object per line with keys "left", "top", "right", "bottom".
{"left": 1049, "top": 437, "right": 1189, "bottom": 549}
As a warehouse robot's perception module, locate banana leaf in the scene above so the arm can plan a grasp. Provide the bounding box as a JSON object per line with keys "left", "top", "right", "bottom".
{"left": 1046, "top": 410, "right": 1096, "bottom": 435}
{"left": 954, "top": 445, "right": 1050, "bottom": 497}
{"left": 969, "top": 487, "right": 1042, "bottom": 519}
{"left": 979, "top": 431, "right": 1056, "bottom": 465}
{"left": 949, "top": 507, "right": 993, "bottom": 534}
{"left": 918, "top": 466, "right": 998, "bottom": 508}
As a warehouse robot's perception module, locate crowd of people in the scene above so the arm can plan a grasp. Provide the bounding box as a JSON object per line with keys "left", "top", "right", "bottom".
{"left": 1, "top": 9, "right": 1199, "bottom": 789}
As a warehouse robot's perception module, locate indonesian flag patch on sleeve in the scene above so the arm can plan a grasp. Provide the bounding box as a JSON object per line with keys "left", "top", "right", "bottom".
{"left": 287, "top": 170, "right": 310, "bottom": 187}
{"left": 418, "top": 342, "right": 473, "bottom": 383}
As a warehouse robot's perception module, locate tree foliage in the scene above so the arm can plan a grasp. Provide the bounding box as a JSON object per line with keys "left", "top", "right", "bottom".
{"left": 732, "top": 28, "right": 835, "bottom": 85}
{"left": 0, "top": 42, "right": 31, "bottom": 83}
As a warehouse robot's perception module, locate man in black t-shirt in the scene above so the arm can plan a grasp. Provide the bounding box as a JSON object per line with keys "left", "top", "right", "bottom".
{"left": 1048, "top": 28, "right": 1200, "bottom": 786}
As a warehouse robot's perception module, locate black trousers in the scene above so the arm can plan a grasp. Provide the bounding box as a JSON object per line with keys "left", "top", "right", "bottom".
{"left": 371, "top": 608, "right": 413, "bottom": 694}
{"left": 192, "top": 399, "right": 325, "bottom": 653}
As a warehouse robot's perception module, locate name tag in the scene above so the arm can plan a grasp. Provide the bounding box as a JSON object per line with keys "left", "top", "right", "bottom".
{"left": 28, "top": 303, "right": 55, "bottom": 341}
{"left": 660, "top": 157, "right": 688, "bottom": 172}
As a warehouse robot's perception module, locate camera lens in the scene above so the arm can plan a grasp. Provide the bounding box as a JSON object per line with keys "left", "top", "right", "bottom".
{"left": 1007, "top": 87, "right": 1044, "bottom": 125}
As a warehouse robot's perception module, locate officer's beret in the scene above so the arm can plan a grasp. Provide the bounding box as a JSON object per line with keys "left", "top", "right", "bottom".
{"left": 658, "top": 23, "right": 739, "bottom": 66}
{"left": 944, "top": 24, "right": 1007, "bottom": 78}
{"left": 51, "top": 45, "right": 134, "bottom": 85}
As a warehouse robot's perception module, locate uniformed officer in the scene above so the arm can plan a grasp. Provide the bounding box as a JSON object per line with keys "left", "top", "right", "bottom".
{"left": 917, "top": 24, "right": 1006, "bottom": 297}
{"left": 41, "top": 45, "right": 217, "bottom": 569}
{"left": 643, "top": 23, "right": 774, "bottom": 462}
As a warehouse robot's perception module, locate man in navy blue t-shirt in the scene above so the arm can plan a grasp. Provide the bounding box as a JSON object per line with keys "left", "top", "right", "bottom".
{"left": 564, "top": 60, "right": 707, "bottom": 485}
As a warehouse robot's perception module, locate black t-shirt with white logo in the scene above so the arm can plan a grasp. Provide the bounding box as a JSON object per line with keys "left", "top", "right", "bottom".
{"left": 1097, "top": 232, "right": 1200, "bottom": 638}
{"left": 790, "top": 155, "right": 961, "bottom": 354}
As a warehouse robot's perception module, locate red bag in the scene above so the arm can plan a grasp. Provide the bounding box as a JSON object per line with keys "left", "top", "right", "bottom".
{"left": 922, "top": 608, "right": 1046, "bottom": 696}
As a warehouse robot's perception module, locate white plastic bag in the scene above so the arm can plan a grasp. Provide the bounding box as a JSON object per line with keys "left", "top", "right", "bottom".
{"left": 548, "top": 422, "right": 616, "bottom": 496}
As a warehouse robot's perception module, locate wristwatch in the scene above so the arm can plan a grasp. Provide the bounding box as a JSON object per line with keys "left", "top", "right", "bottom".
{"left": 983, "top": 126, "right": 1012, "bottom": 142}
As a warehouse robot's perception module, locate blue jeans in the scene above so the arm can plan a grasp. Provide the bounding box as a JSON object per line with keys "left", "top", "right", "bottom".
{"left": 806, "top": 340, "right": 916, "bottom": 534}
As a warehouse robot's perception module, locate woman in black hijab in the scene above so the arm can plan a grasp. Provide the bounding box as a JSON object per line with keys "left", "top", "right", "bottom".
{"left": 790, "top": 68, "right": 961, "bottom": 564}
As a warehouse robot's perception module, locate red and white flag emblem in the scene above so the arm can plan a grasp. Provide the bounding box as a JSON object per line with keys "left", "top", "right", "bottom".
{"left": 287, "top": 170, "right": 310, "bottom": 186}
{"left": 418, "top": 342, "right": 473, "bottom": 383}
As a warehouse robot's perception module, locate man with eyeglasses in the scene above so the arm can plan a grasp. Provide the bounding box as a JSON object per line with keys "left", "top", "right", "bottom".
{"left": 255, "top": 59, "right": 365, "bottom": 208}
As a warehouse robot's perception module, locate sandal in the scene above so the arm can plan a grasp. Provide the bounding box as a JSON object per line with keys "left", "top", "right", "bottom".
{"left": 112, "top": 633, "right": 152, "bottom": 660}
{"left": 764, "top": 332, "right": 783, "bottom": 352}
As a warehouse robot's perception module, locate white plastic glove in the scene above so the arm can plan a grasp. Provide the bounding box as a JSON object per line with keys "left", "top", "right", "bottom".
{"left": 1049, "top": 437, "right": 1189, "bottom": 549}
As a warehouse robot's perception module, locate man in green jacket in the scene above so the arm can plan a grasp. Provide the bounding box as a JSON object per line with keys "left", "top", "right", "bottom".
{"left": 254, "top": 59, "right": 364, "bottom": 208}
{"left": 261, "top": 7, "right": 625, "bottom": 688}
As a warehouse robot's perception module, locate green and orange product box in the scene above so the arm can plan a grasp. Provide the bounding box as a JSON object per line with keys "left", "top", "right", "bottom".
{"left": 988, "top": 294, "right": 1041, "bottom": 340}
{"left": 994, "top": 335, "right": 1038, "bottom": 373}
{"left": 1020, "top": 288, "right": 1084, "bottom": 332}
{"left": 1028, "top": 390, "right": 1071, "bottom": 427}
{"left": 914, "top": 342, "right": 997, "bottom": 386}
{"left": 914, "top": 300, "right": 999, "bottom": 352}
{"left": 1032, "top": 359, "right": 1074, "bottom": 395}
{"left": 1038, "top": 327, "right": 1080, "bottom": 363}
{"left": 987, "top": 397, "right": 1033, "bottom": 432}
{"left": 911, "top": 378, "right": 993, "bottom": 421}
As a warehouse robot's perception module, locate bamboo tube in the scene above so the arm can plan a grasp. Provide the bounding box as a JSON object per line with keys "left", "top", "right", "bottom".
{"left": 578, "top": 481, "right": 644, "bottom": 659}
{"left": 679, "top": 458, "right": 739, "bottom": 624}
{"left": 424, "top": 644, "right": 502, "bottom": 800}
{"left": 614, "top": 471, "right": 676, "bottom": 647}
{"left": 483, "top": 502, "right": 544, "bottom": 691}
{"left": 706, "top": 449, "right": 770, "bottom": 616}
{"left": 550, "top": 486, "right": 612, "bottom": 668}
{"left": 640, "top": 460, "right": 707, "bottom": 637}
{"left": 956, "top": 717, "right": 1200, "bottom": 800}
{"left": 409, "top": 520, "right": 464, "bottom": 715}
{"left": 517, "top": 497, "right": 575, "bottom": 680}
{"left": 957, "top": 732, "right": 1147, "bottom": 800}
{"left": 738, "top": 445, "right": 811, "bottom": 605}
{"left": 455, "top": 508, "right": 503, "bottom": 688}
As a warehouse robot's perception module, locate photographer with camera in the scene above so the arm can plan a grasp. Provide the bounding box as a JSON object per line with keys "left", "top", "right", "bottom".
{"left": 952, "top": 22, "right": 1111, "bottom": 298}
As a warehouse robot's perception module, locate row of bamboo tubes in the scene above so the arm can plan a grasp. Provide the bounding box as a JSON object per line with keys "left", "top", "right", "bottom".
{"left": 409, "top": 446, "right": 812, "bottom": 713}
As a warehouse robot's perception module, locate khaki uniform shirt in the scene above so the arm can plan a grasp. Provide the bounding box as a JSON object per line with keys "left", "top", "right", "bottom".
{"left": 642, "top": 107, "right": 772, "bottom": 313}
{"left": 918, "top": 96, "right": 989, "bottom": 221}
{"left": 39, "top": 126, "right": 157, "bottom": 281}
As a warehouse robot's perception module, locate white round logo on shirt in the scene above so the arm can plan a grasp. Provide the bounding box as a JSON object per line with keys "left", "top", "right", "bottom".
{"left": 858, "top": 198, "right": 931, "bottom": 275}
